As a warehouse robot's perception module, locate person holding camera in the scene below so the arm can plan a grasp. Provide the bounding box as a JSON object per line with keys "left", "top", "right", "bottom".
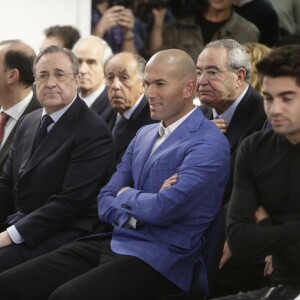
{"left": 91, "top": 0, "right": 137, "bottom": 53}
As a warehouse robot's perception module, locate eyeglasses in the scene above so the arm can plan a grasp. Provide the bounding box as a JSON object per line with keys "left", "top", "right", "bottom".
{"left": 196, "top": 68, "right": 235, "bottom": 80}
{"left": 34, "top": 71, "right": 75, "bottom": 83}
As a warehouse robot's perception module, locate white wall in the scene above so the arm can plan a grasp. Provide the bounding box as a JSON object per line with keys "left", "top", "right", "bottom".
{"left": 0, "top": 0, "right": 91, "bottom": 53}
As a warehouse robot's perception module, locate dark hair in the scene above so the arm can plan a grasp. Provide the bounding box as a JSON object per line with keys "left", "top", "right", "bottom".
{"left": 34, "top": 45, "right": 79, "bottom": 75}
{"left": 44, "top": 25, "right": 80, "bottom": 49}
{"left": 0, "top": 39, "right": 36, "bottom": 87}
{"left": 256, "top": 44, "right": 300, "bottom": 86}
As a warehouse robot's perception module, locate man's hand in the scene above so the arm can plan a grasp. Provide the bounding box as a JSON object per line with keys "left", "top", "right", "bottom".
{"left": 255, "top": 206, "right": 269, "bottom": 224}
{"left": 264, "top": 255, "right": 273, "bottom": 276}
{"left": 93, "top": 5, "right": 125, "bottom": 37}
{"left": 0, "top": 230, "right": 13, "bottom": 248}
{"left": 160, "top": 174, "right": 178, "bottom": 192}
{"left": 211, "top": 118, "right": 228, "bottom": 133}
{"left": 119, "top": 8, "right": 135, "bottom": 35}
{"left": 152, "top": 7, "right": 167, "bottom": 24}
{"left": 219, "top": 241, "right": 233, "bottom": 269}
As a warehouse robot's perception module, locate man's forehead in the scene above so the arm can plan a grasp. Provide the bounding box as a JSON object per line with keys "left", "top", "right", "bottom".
{"left": 36, "top": 53, "right": 72, "bottom": 69}
{"left": 198, "top": 48, "right": 226, "bottom": 63}
{"left": 105, "top": 66, "right": 130, "bottom": 74}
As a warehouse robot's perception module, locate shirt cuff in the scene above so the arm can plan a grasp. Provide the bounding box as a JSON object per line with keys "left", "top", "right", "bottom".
{"left": 7, "top": 225, "right": 25, "bottom": 244}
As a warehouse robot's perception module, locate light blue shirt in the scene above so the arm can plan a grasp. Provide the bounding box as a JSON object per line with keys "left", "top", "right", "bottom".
{"left": 212, "top": 86, "right": 249, "bottom": 123}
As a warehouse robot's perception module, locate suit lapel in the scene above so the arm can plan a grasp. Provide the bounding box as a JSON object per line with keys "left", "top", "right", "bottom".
{"left": 18, "top": 112, "right": 41, "bottom": 176}
{"left": 225, "top": 87, "right": 256, "bottom": 148}
{"left": 138, "top": 109, "right": 200, "bottom": 189}
{"left": 113, "top": 97, "right": 149, "bottom": 154}
{"left": 20, "top": 97, "right": 81, "bottom": 177}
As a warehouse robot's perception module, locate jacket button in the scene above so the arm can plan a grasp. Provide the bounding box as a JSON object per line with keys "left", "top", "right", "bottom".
{"left": 121, "top": 204, "right": 131, "bottom": 210}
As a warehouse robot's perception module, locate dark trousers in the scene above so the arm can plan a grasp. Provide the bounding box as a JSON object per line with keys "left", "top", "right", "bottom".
{"left": 0, "top": 228, "right": 87, "bottom": 273}
{"left": 0, "top": 238, "right": 181, "bottom": 300}
{"left": 212, "top": 285, "right": 300, "bottom": 300}
{"left": 209, "top": 256, "right": 270, "bottom": 298}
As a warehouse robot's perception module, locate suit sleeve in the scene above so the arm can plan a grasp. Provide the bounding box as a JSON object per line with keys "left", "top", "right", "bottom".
{"left": 14, "top": 119, "right": 115, "bottom": 247}
{"left": 98, "top": 130, "right": 230, "bottom": 227}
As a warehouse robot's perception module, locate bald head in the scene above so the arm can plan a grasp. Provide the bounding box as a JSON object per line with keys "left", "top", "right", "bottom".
{"left": 144, "top": 49, "right": 197, "bottom": 127}
{"left": 147, "top": 49, "right": 197, "bottom": 82}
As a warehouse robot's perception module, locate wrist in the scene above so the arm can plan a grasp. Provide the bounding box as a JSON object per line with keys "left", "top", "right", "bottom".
{"left": 123, "top": 30, "right": 134, "bottom": 41}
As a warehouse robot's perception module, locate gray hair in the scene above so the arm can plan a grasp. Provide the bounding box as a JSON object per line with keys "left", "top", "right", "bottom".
{"left": 73, "top": 35, "right": 113, "bottom": 65}
{"left": 33, "top": 45, "right": 79, "bottom": 75}
{"left": 204, "top": 39, "right": 251, "bottom": 83}
{"left": 104, "top": 52, "right": 147, "bottom": 81}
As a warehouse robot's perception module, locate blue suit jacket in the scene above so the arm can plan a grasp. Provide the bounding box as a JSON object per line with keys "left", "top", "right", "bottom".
{"left": 98, "top": 108, "right": 230, "bottom": 292}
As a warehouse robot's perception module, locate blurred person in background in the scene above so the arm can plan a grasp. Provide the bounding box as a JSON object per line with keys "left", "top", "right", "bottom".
{"left": 159, "top": 0, "right": 260, "bottom": 62}
{"left": 243, "top": 42, "right": 271, "bottom": 94}
{"left": 91, "top": 0, "right": 137, "bottom": 53}
{"left": 40, "top": 25, "right": 80, "bottom": 51}
{"left": 0, "top": 40, "right": 40, "bottom": 174}
{"left": 233, "top": 0, "right": 279, "bottom": 47}
{"left": 72, "top": 36, "right": 113, "bottom": 121}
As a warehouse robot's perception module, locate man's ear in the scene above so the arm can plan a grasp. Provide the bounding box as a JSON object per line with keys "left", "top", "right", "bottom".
{"left": 7, "top": 69, "right": 19, "bottom": 84}
{"left": 183, "top": 79, "right": 196, "bottom": 99}
{"left": 237, "top": 68, "right": 247, "bottom": 83}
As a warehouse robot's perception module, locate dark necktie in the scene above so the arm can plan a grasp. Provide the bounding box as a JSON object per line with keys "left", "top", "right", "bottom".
{"left": 0, "top": 112, "right": 10, "bottom": 143}
{"left": 112, "top": 115, "right": 127, "bottom": 140}
{"left": 33, "top": 115, "right": 54, "bottom": 151}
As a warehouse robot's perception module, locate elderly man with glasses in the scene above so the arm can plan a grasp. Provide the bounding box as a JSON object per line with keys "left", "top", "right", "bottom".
{"left": 0, "top": 45, "right": 115, "bottom": 273}
{"left": 196, "top": 39, "right": 267, "bottom": 297}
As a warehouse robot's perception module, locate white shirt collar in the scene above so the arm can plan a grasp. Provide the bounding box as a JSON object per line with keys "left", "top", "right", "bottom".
{"left": 117, "top": 94, "right": 144, "bottom": 121}
{"left": 158, "top": 106, "right": 197, "bottom": 137}
{"left": 0, "top": 90, "right": 33, "bottom": 121}
{"left": 213, "top": 85, "right": 249, "bottom": 123}
{"left": 42, "top": 95, "right": 77, "bottom": 123}
{"left": 79, "top": 84, "right": 106, "bottom": 108}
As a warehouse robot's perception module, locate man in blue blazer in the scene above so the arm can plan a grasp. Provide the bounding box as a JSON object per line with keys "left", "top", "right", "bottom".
{"left": 0, "top": 49, "right": 230, "bottom": 300}
{"left": 0, "top": 45, "right": 115, "bottom": 272}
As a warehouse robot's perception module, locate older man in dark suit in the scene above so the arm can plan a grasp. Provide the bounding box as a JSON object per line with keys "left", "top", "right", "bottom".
{"left": 0, "top": 45, "right": 115, "bottom": 272}
{"left": 103, "top": 52, "right": 158, "bottom": 164}
{"left": 196, "top": 39, "right": 267, "bottom": 296}
{"left": 0, "top": 40, "right": 40, "bottom": 174}
{"left": 72, "top": 35, "right": 113, "bottom": 122}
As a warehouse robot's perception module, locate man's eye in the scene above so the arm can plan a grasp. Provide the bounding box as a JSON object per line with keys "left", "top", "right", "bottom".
{"left": 56, "top": 73, "right": 65, "bottom": 78}
{"left": 121, "top": 76, "right": 129, "bottom": 82}
{"left": 207, "top": 70, "right": 217, "bottom": 76}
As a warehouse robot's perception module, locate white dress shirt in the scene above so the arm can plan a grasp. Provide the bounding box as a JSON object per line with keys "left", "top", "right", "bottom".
{"left": 0, "top": 91, "right": 33, "bottom": 149}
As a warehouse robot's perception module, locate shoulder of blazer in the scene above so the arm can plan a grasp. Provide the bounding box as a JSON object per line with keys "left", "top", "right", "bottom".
{"left": 130, "top": 96, "right": 152, "bottom": 122}
{"left": 236, "top": 85, "right": 264, "bottom": 117}
{"left": 90, "top": 89, "right": 110, "bottom": 113}
{"left": 199, "top": 104, "right": 212, "bottom": 119}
